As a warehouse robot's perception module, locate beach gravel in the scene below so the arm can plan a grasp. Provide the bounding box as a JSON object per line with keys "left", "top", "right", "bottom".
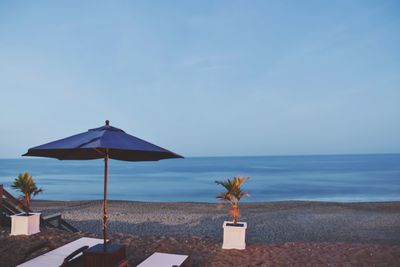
{"left": 32, "top": 200, "right": 400, "bottom": 245}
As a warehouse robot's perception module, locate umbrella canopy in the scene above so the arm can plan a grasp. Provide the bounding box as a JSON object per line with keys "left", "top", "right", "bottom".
{"left": 23, "top": 120, "right": 182, "bottom": 250}
{"left": 23, "top": 120, "right": 182, "bottom": 161}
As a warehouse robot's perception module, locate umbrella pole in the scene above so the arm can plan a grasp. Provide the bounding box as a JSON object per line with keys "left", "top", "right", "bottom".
{"left": 103, "top": 149, "right": 109, "bottom": 252}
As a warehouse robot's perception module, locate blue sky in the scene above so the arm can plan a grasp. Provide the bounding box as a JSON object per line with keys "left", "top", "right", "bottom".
{"left": 0, "top": 0, "right": 399, "bottom": 158}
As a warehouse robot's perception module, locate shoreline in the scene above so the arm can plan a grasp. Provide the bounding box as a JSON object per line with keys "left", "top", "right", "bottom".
{"left": 32, "top": 199, "right": 400, "bottom": 204}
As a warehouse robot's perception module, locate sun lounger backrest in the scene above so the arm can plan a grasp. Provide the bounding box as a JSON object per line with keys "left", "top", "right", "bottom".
{"left": 17, "top": 237, "right": 103, "bottom": 267}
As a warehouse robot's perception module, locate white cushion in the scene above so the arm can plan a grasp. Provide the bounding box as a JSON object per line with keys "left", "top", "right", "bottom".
{"left": 17, "top": 237, "right": 104, "bottom": 267}
{"left": 137, "top": 252, "right": 188, "bottom": 267}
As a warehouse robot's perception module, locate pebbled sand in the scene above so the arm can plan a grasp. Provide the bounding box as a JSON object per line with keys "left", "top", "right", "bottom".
{"left": 1, "top": 201, "right": 399, "bottom": 266}
{"left": 32, "top": 200, "right": 400, "bottom": 245}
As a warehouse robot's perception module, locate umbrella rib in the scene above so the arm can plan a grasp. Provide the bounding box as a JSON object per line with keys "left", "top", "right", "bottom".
{"left": 58, "top": 137, "right": 102, "bottom": 159}
{"left": 75, "top": 136, "right": 102, "bottom": 149}
{"left": 94, "top": 148, "right": 105, "bottom": 156}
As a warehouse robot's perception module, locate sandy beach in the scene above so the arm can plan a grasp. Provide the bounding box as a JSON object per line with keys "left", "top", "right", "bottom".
{"left": 1, "top": 200, "right": 399, "bottom": 266}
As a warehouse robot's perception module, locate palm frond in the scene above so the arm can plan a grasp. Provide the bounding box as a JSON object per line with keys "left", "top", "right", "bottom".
{"left": 33, "top": 188, "right": 43, "bottom": 196}
{"left": 215, "top": 180, "right": 231, "bottom": 192}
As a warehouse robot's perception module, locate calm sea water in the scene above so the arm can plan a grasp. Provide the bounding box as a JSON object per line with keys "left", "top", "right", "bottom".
{"left": 0, "top": 154, "right": 399, "bottom": 202}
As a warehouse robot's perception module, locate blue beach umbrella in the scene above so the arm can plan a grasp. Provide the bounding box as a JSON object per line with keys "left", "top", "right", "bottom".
{"left": 23, "top": 120, "right": 183, "bottom": 249}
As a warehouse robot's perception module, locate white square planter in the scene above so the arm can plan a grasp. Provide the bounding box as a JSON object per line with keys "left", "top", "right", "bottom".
{"left": 222, "top": 221, "right": 247, "bottom": 250}
{"left": 10, "top": 212, "right": 41, "bottom": 236}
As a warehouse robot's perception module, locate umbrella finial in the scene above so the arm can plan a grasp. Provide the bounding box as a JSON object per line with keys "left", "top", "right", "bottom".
{"left": 105, "top": 120, "right": 110, "bottom": 126}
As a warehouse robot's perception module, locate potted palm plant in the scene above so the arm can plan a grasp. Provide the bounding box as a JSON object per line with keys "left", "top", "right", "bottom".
{"left": 10, "top": 172, "right": 43, "bottom": 235}
{"left": 215, "top": 176, "right": 250, "bottom": 250}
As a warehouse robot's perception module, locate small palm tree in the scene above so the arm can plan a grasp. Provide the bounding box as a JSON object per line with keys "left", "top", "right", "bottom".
{"left": 215, "top": 176, "right": 250, "bottom": 225}
{"left": 11, "top": 172, "right": 43, "bottom": 215}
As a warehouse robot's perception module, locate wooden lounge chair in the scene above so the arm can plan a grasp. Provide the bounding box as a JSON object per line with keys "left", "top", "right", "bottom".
{"left": 19, "top": 237, "right": 188, "bottom": 267}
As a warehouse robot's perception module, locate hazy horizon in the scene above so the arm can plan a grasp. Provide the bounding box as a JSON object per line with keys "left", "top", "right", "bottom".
{"left": 1, "top": 152, "right": 399, "bottom": 160}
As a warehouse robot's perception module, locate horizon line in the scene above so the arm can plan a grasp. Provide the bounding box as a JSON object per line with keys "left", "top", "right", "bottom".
{"left": 1, "top": 151, "right": 399, "bottom": 160}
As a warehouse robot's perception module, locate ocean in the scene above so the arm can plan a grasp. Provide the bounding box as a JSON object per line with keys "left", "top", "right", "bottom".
{"left": 0, "top": 154, "right": 399, "bottom": 203}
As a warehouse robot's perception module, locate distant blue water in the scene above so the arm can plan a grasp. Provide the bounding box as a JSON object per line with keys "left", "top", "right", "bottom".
{"left": 0, "top": 154, "right": 399, "bottom": 202}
